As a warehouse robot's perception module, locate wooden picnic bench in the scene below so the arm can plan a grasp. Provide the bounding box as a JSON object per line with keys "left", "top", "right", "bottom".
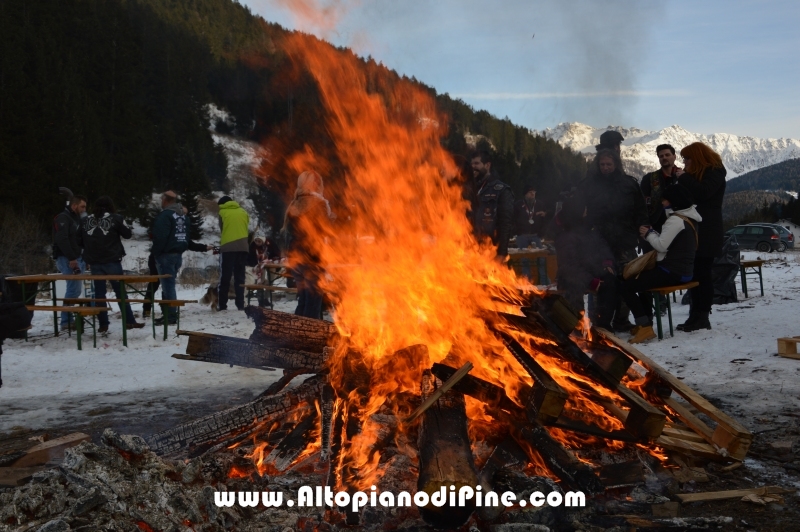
{"left": 59, "top": 297, "right": 196, "bottom": 340}
{"left": 243, "top": 284, "right": 298, "bottom": 308}
{"left": 25, "top": 306, "right": 104, "bottom": 350}
{"left": 648, "top": 281, "right": 699, "bottom": 339}
{"left": 7, "top": 273, "right": 169, "bottom": 347}
{"left": 739, "top": 259, "right": 765, "bottom": 298}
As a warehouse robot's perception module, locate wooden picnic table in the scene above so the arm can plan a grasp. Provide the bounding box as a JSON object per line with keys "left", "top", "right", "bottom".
{"left": 7, "top": 273, "right": 170, "bottom": 347}
{"left": 507, "top": 247, "right": 558, "bottom": 285}
{"left": 739, "top": 259, "right": 765, "bottom": 298}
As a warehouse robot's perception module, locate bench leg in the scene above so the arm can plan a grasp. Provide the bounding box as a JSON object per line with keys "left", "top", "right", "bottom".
{"left": 758, "top": 266, "right": 764, "bottom": 297}
{"left": 92, "top": 314, "right": 96, "bottom": 348}
{"left": 653, "top": 295, "right": 664, "bottom": 340}
{"left": 76, "top": 313, "right": 83, "bottom": 351}
{"left": 666, "top": 295, "right": 674, "bottom": 337}
{"left": 740, "top": 266, "right": 748, "bottom": 298}
{"left": 176, "top": 307, "right": 180, "bottom": 332}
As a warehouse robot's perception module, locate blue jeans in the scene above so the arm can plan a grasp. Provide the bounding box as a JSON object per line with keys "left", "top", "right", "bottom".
{"left": 55, "top": 256, "right": 86, "bottom": 327}
{"left": 155, "top": 253, "right": 183, "bottom": 320}
{"left": 89, "top": 262, "right": 136, "bottom": 327}
{"left": 516, "top": 235, "right": 548, "bottom": 284}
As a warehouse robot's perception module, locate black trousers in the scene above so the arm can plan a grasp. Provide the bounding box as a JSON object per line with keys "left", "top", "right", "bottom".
{"left": 218, "top": 251, "right": 248, "bottom": 310}
{"left": 690, "top": 256, "right": 715, "bottom": 313}
{"left": 143, "top": 254, "right": 159, "bottom": 312}
{"left": 620, "top": 267, "right": 683, "bottom": 323}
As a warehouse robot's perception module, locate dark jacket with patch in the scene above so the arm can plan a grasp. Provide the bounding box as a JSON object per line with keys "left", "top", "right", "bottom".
{"left": 575, "top": 170, "right": 649, "bottom": 258}
{"left": 677, "top": 166, "right": 727, "bottom": 258}
{"left": 152, "top": 204, "right": 189, "bottom": 257}
{"left": 513, "top": 199, "right": 547, "bottom": 237}
{"left": 52, "top": 208, "right": 83, "bottom": 261}
{"left": 640, "top": 169, "right": 679, "bottom": 230}
{"left": 472, "top": 176, "right": 514, "bottom": 256}
{"left": 77, "top": 213, "right": 132, "bottom": 265}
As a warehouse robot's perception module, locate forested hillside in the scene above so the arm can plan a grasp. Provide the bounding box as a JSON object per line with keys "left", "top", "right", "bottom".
{"left": 725, "top": 158, "right": 800, "bottom": 194}
{"left": 0, "top": 0, "right": 586, "bottom": 262}
{"left": 722, "top": 191, "right": 793, "bottom": 223}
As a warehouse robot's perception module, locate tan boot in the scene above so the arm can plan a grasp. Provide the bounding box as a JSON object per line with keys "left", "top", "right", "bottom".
{"left": 629, "top": 325, "right": 642, "bottom": 336}
{"left": 629, "top": 325, "right": 656, "bottom": 344}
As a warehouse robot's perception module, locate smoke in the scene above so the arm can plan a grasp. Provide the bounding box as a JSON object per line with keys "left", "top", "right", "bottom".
{"left": 541, "top": 0, "right": 658, "bottom": 127}
{"left": 266, "top": 0, "right": 358, "bottom": 39}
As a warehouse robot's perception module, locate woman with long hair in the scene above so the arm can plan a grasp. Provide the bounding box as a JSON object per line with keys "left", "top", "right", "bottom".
{"left": 77, "top": 196, "right": 145, "bottom": 332}
{"left": 282, "top": 171, "right": 335, "bottom": 319}
{"left": 675, "top": 142, "right": 727, "bottom": 331}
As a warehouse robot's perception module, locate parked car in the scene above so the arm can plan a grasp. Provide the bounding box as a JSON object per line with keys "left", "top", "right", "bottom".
{"left": 746, "top": 223, "right": 794, "bottom": 251}
{"left": 725, "top": 224, "right": 782, "bottom": 252}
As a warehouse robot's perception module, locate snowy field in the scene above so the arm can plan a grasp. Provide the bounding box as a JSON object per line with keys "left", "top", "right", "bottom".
{"left": 1, "top": 247, "right": 799, "bottom": 444}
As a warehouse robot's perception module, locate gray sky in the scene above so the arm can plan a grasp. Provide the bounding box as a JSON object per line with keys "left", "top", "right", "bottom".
{"left": 241, "top": 0, "right": 800, "bottom": 139}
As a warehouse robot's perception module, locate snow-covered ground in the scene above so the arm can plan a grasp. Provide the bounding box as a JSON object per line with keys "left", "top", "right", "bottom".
{"left": 1, "top": 248, "right": 798, "bottom": 441}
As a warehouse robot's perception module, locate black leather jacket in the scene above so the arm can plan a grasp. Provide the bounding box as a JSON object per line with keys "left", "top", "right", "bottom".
{"left": 472, "top": 176, "right": 514, "bottom": 256}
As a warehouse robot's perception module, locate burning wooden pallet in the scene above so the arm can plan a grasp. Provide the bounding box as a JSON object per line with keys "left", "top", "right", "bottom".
{"left": 150, "top": 300, "right": 751, "bottom": 528}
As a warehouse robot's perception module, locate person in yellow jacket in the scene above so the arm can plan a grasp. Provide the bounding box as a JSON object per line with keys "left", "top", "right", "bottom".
{"left": 217, "top": 196, "right": 250, "bottom": 310}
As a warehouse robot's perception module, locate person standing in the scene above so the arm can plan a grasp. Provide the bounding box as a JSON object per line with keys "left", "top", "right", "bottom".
{"left": 575, "top": 149, "right": 649, "bottom": 330}
{"left": 675, "top": 142, "right": 727, "bottom": 332}
{"left": 470, "top": 150, "right": 514, "bottom": 259}
{"left": 151, "top": 191, "right": 189, "bottom": 325}
{"left": 513, "top": 184, "right": 549, "bottom": 282}
{"left": 77, "top": 196, "right": 145, "bottom": 333}
{"left": 283, "top": 171, "right": 335, "bottom": 319}
{"left": 52, "top": 194, "right": 87, "bottom": 332}
{"left": 641, "top": 144, "right": 681, "bottom": 231}
{"left": 217, "top": 196, "right": 250, "bottom": 311}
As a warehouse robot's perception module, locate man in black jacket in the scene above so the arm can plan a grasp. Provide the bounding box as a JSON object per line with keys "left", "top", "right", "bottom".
{"left": 470, "top": 151, "right": 514, "bottom": 259}
{"left": 52, "top": 194, "right": 87, "bottom": 331}
{"left": 641, "top": 144, "right": 680, "bottom": 231}
{"left": 576, "top": 149, "right": 649, "bottom": 330}
{"left": 77, "top": 196, "right": 145, "bottom": 332}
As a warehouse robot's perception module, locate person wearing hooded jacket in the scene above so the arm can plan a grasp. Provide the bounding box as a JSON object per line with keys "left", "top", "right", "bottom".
{"left": 151, "top": 191, "right": 189, "bottom": 325}
{"left": 621, "top": 184, "right": 701, "bottom": 344}
{"left": 674, "top": 142, "right": 727, "bottom": 332}
{"left": 52, "top": 194, "right": 87, "bottom": 331}
{"left": 217, "top": 196, "right": 250, "bottom": 311}
{"left": 77, "top": 196, "right": 145, "bottom": 332}
{"left": 282, "top": 171, "right": 335, "bottom": 319}
{"left": 575, "top": 149, "right": 649, "bottom": 330}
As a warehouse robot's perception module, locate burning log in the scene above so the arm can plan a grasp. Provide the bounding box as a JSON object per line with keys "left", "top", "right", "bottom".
{"left": 245, "top": 307, "right": 338, "bottom": 352}
{"left": 431, "top": 363, "right": 523, "bottom": 414}
{"left": 403, "top": 361, "right": 473, "bottom": 424}
{"left": 416, "top": 370, "right": 479, "bottom": 529}
{"left": 319, "top": 383, "right": 335, "bottom": 463}
{"left": 178, "top": 330, "right": 327, "bottom": 372}
{"left": 264, "top": 407, "right": 319, "bottom": 472}
{"left": 510, "top": 422, "right": 603, "bottom": 495}
{"left": 476, "top": 436, "right": 529, "bottom": 522}
{"left": 147, "top": 376, "right": 323, "bottom": 455}
{"left": 520, "top": 302, "right": 665, "bottom": 440}
{"left": 494, "top": 329, "right": 568, "bottom": 424}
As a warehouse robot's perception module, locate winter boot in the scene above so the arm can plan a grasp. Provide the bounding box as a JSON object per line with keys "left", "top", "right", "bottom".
{"left": 682, "top": 311, "right": 711, "bottom": 332}
{"left": 676, "top": 311, "right": 697, "bottom": 332}
{"left": 630, "top": 325, "right": 657, "bottom": 344}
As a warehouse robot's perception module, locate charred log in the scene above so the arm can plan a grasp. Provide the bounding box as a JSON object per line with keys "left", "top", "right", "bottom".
{"left": 147, "top": 376, "right": 323, "bottom": 455}
{"left": 477, "top": 436, "right": 529, "bottom": 521}
{"left": 431, "top": 363, "right": 523, "bottom": 414}
{"left": 510, "top": 422, "right": 603, "bottom": 495}
{"left": 245, "top": 307, "right": 338, "bottom": 352}
{"left": 264, "top": 407, "right": 319, "bottom": 472}
{"left": 179, "top": 330, "right": 327, "bottom": 372}
{"left": 416, "top": 370, "right": 479, "bottom": 529}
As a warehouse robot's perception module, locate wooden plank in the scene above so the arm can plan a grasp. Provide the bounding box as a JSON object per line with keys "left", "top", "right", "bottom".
{"left": 597, "top": 328, "right": 752, "bottom": 457}
{"left": 676, "top": 486, "right": 795, "bottom": 504}
{"left": 0, "top": 466, "right": 48, "bottom": 487}
{"left": 656, "top": 435, "right": 721, "bottom": 461}
{"left": 10, "top": 433, "right": 91, "bottom": 468}
{"left": 171, "top": 354, "right": 277, "bottom": 371}
{"left": 662, "top": 426, "right": 707, "bottom": 444}
{"left": 26, "top": 306, "right": 104, "bottom": 314}
{"left": 404, "top": 362, "right": 473, "bottom": 424}
{"left": 494, "top": 330, "right": 568, "bottom": 424}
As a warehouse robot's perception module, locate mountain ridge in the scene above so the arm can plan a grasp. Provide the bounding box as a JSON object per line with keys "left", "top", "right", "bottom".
{"left": 537, "top": 122, "right": 800, "bottom": 179}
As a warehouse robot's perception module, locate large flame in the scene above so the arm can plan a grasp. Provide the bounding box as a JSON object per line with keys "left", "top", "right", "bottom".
{"left": 249, "top": 25, "right": 660, "bottom": 487}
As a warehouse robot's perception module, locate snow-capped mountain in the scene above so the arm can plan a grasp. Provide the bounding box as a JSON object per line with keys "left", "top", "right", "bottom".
{"left": 537, "top": 123, "right": 800, "bottom": 179}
